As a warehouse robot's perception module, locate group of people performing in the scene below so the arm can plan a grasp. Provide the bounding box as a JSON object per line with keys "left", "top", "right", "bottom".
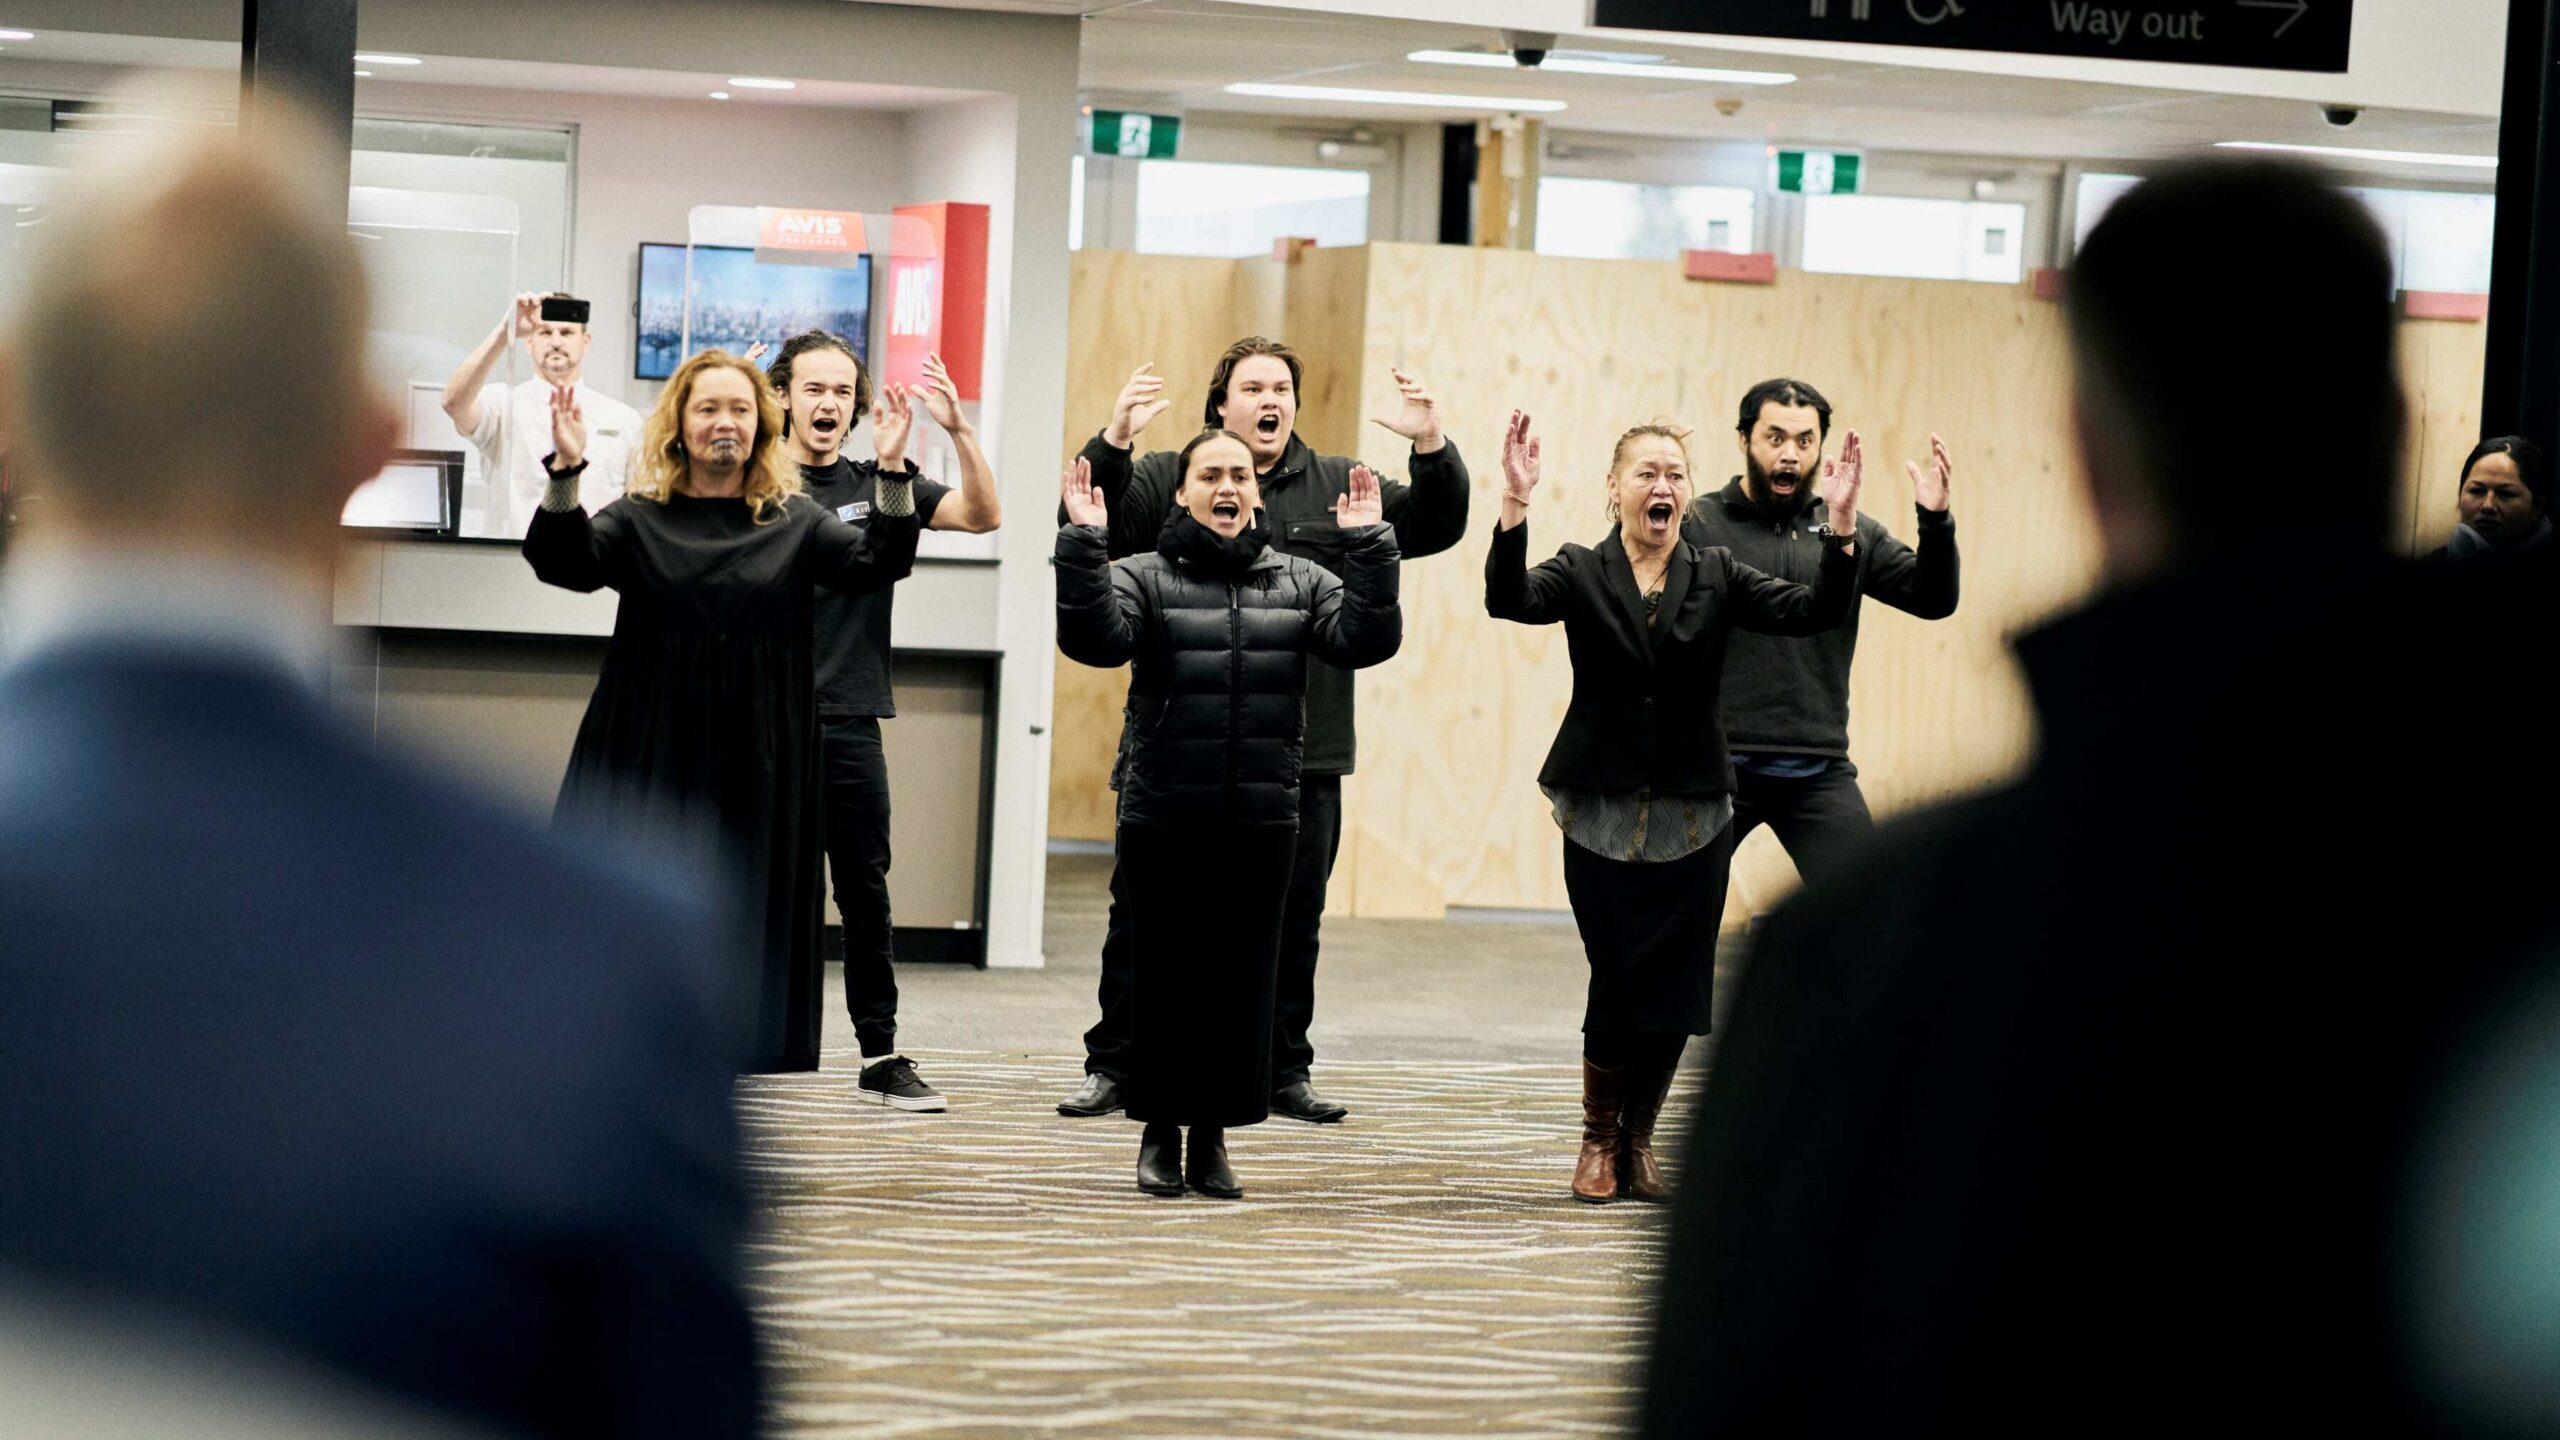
{"left": 502, "top": 290, "right": 1966, "bottom": 1202}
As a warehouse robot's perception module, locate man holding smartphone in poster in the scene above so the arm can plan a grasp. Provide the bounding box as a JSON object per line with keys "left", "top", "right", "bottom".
{"left": 442, "top": 292, "right": 642, "bottom": 537}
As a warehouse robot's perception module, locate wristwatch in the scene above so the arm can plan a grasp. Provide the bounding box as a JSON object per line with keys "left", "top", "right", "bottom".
{"left": 1815, "top": 522, "right": 1855, "bottom": 548}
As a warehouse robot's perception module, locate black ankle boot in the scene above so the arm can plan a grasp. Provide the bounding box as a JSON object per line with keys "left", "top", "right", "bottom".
{"left": 1136, "top": 1123, "right": 1184, "bottom": 1196}
{"left": 1184, "top": 1126, "right": 1241, "bottom": 1199}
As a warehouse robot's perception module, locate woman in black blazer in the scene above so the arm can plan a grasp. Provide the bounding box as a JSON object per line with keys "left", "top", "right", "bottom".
{"left": 1486, "top": 411, "right": 1860, "bottom": 1204}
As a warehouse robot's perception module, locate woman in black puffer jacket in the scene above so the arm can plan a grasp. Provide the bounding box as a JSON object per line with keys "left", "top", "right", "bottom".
{"left": 1056, "top": 427, "right": 1402, "bottom": 1199}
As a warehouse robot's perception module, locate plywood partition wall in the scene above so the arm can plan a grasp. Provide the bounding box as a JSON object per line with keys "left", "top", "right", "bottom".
{"left": 1049, "top": 243, "right": 2488, "bottom": 924}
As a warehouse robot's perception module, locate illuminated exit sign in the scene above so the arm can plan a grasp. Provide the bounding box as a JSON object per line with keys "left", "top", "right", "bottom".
{"left": 1775, "top": 150, "right": 1862, "bottom": 194}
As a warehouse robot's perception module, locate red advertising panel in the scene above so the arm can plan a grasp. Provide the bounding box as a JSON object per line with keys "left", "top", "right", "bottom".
{"left": 883, "top": 201, "right": 990, "bottom": 400}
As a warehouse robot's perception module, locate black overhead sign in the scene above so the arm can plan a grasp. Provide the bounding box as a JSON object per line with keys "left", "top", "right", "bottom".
{"left": 1588, "top": 0, "right": 2352, "bottom": 74}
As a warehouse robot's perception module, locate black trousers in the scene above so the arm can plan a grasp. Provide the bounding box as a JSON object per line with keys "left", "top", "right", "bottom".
{"left": 1730, "top": 760, "right": 1875, "bottom": 888}
{"left": 1085, "top": 775, "right": 1343, "bottom": 1085}
{"left": 820, "top": 715, "right": 898, "bottom": 1058}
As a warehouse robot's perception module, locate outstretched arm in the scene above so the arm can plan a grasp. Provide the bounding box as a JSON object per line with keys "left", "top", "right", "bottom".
{"left": 917, "top": 353, "right": 1001, "bottom": 534}
{"left": 1484, "top": 409, "right": 1574, "bottom": 625}
{"left": 1308, "top": 465, "right": 1402, "bottom": 669}
{"left": 1055, "top": 457, "right": 1149, "bottom": 668}
{"left": 521, "top": 388, "right": 621, "bottom": 590}
{"left": 1370, "top": 366, "right": 1470, "bottom": 558}
{"left": 1863, "top": 432, "right": 1960, "bottom": 619}
{"left": 442, "top": 292, "right": 539, "bottom": 434}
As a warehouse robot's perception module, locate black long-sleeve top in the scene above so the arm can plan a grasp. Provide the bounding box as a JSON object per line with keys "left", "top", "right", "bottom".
{"left": 1487, "top": 517, "right": 1856, "bottom": 797}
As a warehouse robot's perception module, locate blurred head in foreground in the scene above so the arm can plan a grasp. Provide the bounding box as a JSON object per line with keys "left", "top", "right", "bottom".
{"left": 2067, "top": 158, "right": 2401, "bottom": 583}
{"left": 1, "top": 91, "right": 396, "bottom": 577}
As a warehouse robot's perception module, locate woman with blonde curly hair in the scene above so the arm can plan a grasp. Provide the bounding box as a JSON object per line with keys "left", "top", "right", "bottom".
{"left": 1485, "top": 412, "right": 1860, "bottom": 1204}
{"left": 525, "top": 349, "right": 920, "bottom": 1072}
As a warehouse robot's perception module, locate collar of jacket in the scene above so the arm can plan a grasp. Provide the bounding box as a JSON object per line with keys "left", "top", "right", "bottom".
{"left": 1716, "top": 474, "right": 1819, "bottom": 522}
{"left": 1157, "top": 508, "right": 1280, "bottom": 576}
{"left": 1255, "top": 433, "right": 1315, "bottom": 489}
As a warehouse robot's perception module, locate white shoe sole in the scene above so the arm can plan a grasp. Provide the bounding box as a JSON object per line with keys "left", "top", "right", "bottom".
{"left": 858, "top": 1088, "right": 948, "bottom": 1113}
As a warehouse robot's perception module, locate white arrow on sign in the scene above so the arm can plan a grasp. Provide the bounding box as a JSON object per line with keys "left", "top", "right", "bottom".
{"left": 2236, "top": 0, "right": 2310, "bottom": 39}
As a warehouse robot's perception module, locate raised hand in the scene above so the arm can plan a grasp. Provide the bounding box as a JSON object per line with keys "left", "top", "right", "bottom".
{"left": 872, "top": 382, "right": 915, "bottom": 471}
{"left": 1061, "top": 456, "right": 1108, "bottom": 528}
{"left": 1906, "top": 432, "right": 1952, "bottom": 513}
{"left": 511, "top": 291, "right": 544, "bottom": 338}
{"left": 1333, "top": 464, "right": 1384, "bottom": 528}
{"left": 1501, "top": 409, "right": 1541, "bottom": 502}
{"left": 1370, "top": 366, "right": 1443, "bottom": 451}
{"left": 920, "top": 353, "right": 972, "bottom": 436}
{"left": 1821, "top": 428, "right": 1865, "bottom": 537}
{"left": 743, "top": 339, "right": 771, "bottom": 366}
{"left": 549, "top": 382, "right": 587, "bottom": 468}
{"left": 1106, "top": 363, "right": 1172, "bottom": 448}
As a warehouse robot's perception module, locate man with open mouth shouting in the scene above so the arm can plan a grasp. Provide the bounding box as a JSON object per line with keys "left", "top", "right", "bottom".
{"left": 1056, "top": 337, "right": 1471, "bottom": 1126}
{"left": 772, "top": 331, "right": 1001, "bottom": 1111}
{"left": 1679, "top": 378, "right": 1961, "bottom": 891}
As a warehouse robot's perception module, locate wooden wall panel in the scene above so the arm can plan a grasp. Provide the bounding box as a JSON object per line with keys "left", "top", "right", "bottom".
{"left": 1047, "top": 245, "right": 2489, "bottom": 923}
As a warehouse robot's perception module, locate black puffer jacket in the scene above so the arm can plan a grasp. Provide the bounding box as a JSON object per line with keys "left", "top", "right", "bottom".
{"left": 1056, "top": 512, "right": 1402, "bottom": 826}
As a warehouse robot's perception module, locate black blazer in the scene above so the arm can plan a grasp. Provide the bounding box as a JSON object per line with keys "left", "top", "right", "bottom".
{"left": 0, "top": 645, "right": 759, "bottom": 1438}
{"left": 1485, "top": 518, "right": 1856, "bottom": 796}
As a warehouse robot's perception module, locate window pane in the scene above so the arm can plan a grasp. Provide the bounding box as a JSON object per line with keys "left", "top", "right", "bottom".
{"left": 1134, "top": 159, "right": 1368, "bottom": 258}
{"left": 1069, "top": 153, "right": 1085, "bottom": 251}
{"left": 1802, "top": 194, "right": 2026, "bottom": 284}
{"left": 1533, "top": 177, "right": 1757, "bottom": 260}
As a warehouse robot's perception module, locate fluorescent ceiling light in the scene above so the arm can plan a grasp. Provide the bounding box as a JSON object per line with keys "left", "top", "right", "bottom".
{"left": 727, "top": 76, "right": 797, "bottom": 90}
{"left": 0, "top": 29, "right": 35, "bottom": 41}
{"left": 709, "top": 91, "right": 731, "bottom": 100}
{"left": 1224, "top": 82, "right": 1565, "bottom": 113}
{"left": 2214, "top": 140, "right": 2495, "bottom": 170}
{"left": 1408, "top": 49, "right": 1794, "bottom": 85}
{"left": 352, "top": 53, "right": 421, "bottom": 66}
{"left": 353, "top": 70, "right": 372, "bottom": 77}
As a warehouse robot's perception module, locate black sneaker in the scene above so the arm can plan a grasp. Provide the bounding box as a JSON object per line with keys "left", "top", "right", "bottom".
{"left": 857, "top": 1056, "right": 947, "bottom": 1112}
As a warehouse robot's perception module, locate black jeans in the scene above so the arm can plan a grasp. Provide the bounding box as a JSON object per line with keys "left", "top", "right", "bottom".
{"left": 821, "top": 715, "right": 898, "bottom": 1058}
{"left": 1730, "top": 760, "right": 1875, "bottom": 889}
{"left": 1086, "top": 775, "right": 1343, "bottom": 1086}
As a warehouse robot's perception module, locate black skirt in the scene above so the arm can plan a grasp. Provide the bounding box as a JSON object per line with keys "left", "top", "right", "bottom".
{"left": 1561, "top": 827, "right": 1735, "bottom": 1036}
{"left": 1118, "top": 821, "right": 1298, "bottom": 1127}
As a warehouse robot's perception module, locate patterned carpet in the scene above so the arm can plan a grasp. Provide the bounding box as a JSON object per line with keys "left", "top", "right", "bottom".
{"left": 736, "top": 1050, "right": 1690, "bottom": 1439}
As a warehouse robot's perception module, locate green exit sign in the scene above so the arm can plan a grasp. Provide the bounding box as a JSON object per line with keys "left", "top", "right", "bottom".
{"left": 1087, "top": 109, "right": 1181, "bottom": 159}
{"left": 1775, "top": 150, "right": 1862, "bottom": 195}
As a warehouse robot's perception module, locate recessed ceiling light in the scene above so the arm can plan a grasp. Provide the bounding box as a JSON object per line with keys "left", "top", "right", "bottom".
{"left": 2214, "top": 140, "right": 2497, "bottom": 170}
{"left": 353, "top": 70, "right": 373, "bottom": 77}
{"left": 1224, "top": 82, "right": 1566, "bottom": 113}
{"left": 0, "top": 29, "right": 35, "bottom": 41}
{"left": 1408, "top": 49, "right": 1794, "bottom": 85}
{"left": 727, "top": 77, "right": 796, "bottom": 90}
{"left": 352, "top": 53, "right": 421, "bottom": 66}
{"left": 710, "top": 91, "right": 731, "bottom": 100}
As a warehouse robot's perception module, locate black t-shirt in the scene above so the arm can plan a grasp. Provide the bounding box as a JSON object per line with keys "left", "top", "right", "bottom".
{"left": 801, "top": 458, "right": 950, "bottom": 717}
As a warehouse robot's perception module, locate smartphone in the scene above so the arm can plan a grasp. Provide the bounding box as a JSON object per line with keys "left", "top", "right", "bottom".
{"left": 539, "top": 296, "right": 591, "bottom": 326}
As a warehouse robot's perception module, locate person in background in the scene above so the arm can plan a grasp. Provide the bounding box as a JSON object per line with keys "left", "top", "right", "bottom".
{"left": 526, "top": 348, "right": 919, "bottom": 1075}
{"left": 771, "top": 331, "right": 1001, "bottom": 1111}
{"left": 0, "top": 108, "right": 757, "bottom": 1438}
{"left": 1642, "top": 159, "right": 2560, "bottom": 1437}
{"left": 2431, "top": 434, "right": 2549, "bottom": 562}
{"left": 1486, "top": 413, "right": 1857, "bottom": 1204}
{"left": 1058, "top": 338, "right": 1468, "bottom": 1126}
{"left": 442, "top": 290, "right": 642, "bottom": 535}
{"left": 1682, "top": 379, "right": 1958, "bottom": 886}
{"left": 1055, "top": 432, "right": 1401, "bottom": 1197}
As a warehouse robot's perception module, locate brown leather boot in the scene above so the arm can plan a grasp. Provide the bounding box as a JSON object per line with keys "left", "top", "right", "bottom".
{"left": 1573, "top": 1060, "right": 1624, "bottom": 1203}
{"left": 1617, "top": 1060, "right": 1679, "bottom": 1202}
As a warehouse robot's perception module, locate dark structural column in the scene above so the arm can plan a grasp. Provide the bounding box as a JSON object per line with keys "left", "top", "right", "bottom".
{"left": 2484, "top": 0, "right": 2560, "bottom": 450}
{"left": 239, "top": 0, "right": 358, "bottom": 217}
{"left": 1439, "top": 123, "right": 1477, "bottom": 245}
